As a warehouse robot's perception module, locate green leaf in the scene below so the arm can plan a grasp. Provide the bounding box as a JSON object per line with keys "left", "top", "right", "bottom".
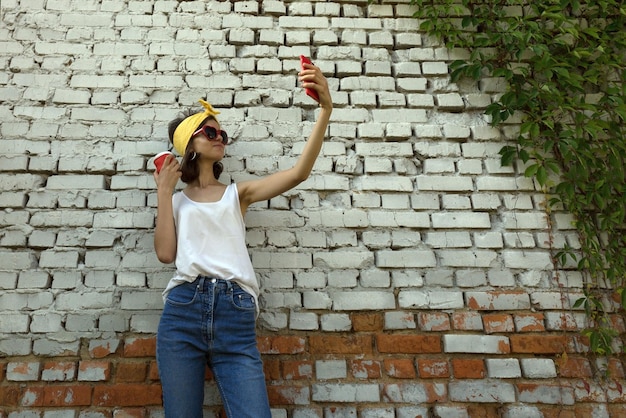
{"left": 536, "top": 166, "right": 548, "bottom": 186}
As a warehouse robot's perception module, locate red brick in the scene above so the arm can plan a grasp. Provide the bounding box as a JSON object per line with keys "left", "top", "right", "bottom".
{"left": 148, "top": 361, "right": 160, "bottom": 381}
{"left": 349, "top": 359, "right": 381, "bottom": 379}
{"left": 309, "top": 335, "right": 372, "bottom": 354}
{"left": 123, "top": 337, "right": 156, "bottom": 357}
{"left": 351, "top": 312, "right": 383, "bottom": 331}
{"left": 20, "top": 386, "right": 44, "bottom": 407}
{"left": 558, "top": 356, "right": 592, "bottom": 378}
{"left": 89, "top": 339, "right": 121, "bottom": 358}
{"left": 0, "top": 386, "right": 20, "bottom": 406}
{"left": 44, "top": 385, "right": 92, "bottom": 406}
{"left": 257, "top": 336, "right": 306, "bottom": 354}
{"left": 483, "top": 313, "right": 514, "bottom": 333}
{"left": 263, "top": 359, "right": 281, "bottom": 380}
{"left": 514, "top": 313, "right": 545, "bottom": 332}
{"left": 266, "top": 385, "right": 308, "bottom": 406}
{"left": 383, "top": 359, "right": 416, "bottom": 378}
{"left": 467, "top": 405, "right": 500, "bottom": 418}
{"left": 608, "top": 404, "right": 626, "bottom": 417}
{"left": 510, "top": 335, "right": 567, "bottom": 354}
{"left": 608, "top": 358, "right": 625, "bottom": 379}
{"left": 78, "top": 360, "right": 112, "bottom": 381}
{"left": 451, "top": 359, "right": 485, "bottom": 378}
{"left": 610, "top": 314, "right": 626, "bottom": 333}
{"left": 282, "top": 360, "right": 313, "bottom": 380}
{"left": 376, "top": 335, "right": 441, "bottom": 354}
{"left": 418, "top": 359, "right": 450, "bottom": 378}
{"left": 93, "top": 384, "right": 162, "bottom": 407}
{"left": 452, "top": 311, "right": 483, "bottom": 330}
{"left": 41, "top": 361, "right": 76, "bottom": 381}
{"left": 540, "top": 407, "right": 577, "bottom": 418}
{"left": 116, "top": 362, "right": 148, "bottom": 383}
{"left": 417, "top": 312, "right": 450, "bottom": 331}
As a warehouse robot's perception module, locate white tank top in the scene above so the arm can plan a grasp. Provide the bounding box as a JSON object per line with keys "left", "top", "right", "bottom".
{"left": 162, "top": 183, "right": 259, "bottom": 307}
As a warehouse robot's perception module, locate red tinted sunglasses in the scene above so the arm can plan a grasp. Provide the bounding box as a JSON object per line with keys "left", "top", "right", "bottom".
{"left": 192, "top": 126, "right": 228, "bottom": 145}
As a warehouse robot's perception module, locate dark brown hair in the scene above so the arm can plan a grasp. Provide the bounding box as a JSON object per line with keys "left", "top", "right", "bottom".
{"left": 168, "top": 110, "right": 223, "bottom": 184}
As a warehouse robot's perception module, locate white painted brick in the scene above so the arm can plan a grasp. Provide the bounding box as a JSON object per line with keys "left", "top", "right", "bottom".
{"left": 545, "top": 311, "right": 587, "bottom": 330}
{"left": 502, "top": 212, "right": 549, "bottom": 229}
{"left": 360, "top": 270, "right": 390, "bottom": 287}
{"left": 39, "top": 251, "right": 79, "bottom": 268}
{"left": 416, "top": 175, "right": 474, "bottom": 192}
{"left": 444, "top": 335, "right": 510, "bottom": 354}
{"left": 290, "top": 311, "right": 319, "bottom": 330}
{"left": 398, "top": 290, "right": 464, "bottom": 309}
{"left": 392, "top": 270, "right": 423, "bottom": 288}
{"left": 432, "top": 212, "right": 491, "bottom": 229}
{"left": 46, "top": 175, "right": 106, "bottom": 190}
{"left": 320, "top": 313, "right": 352, "bottom": 331}
{"left": 442, "top": 194, "right": 472, "bottom": 209}
{"left": 358, "top": 176, "right": 413, "bottom": 192}
{"left": 303, "top": 291, "right": 332, "bottom": 310}
{"left": 466, "top": 93, "right": 492, "bottom": 109}
{"left": 504, "top": 232, "right": 535, "bottom": 248}
{"left": 376, "top": 250, "right": 435, "bottom": 268}
{"left": 332, "top": 291, "right": 395, "bottom": 311}
{"left": 449, "top": 381, "right": 516, "bottom": 403}
{"left": 258, "top": 312, "right": 288, "bottom": 331}
{"left": 0, "top": 313, "right": 30, "bottom": 333}
{"left": 384, "top": 382, "right": 446, "bottom": 403}
{"left": 426, "top": 230, "right": 472, "bottom": 249}
{"left": 486, "top": 358, "right": 521, "bottom": 378}
{"left": 381, "top": 194, "right": 410, "bottom": 210}
{"left": 7, "top": 362, "right": 40, "bottom": 381}
{"left": 385, "top": 312, "right": 416, "bottom": 330}
{"left": 314, "top": 251, "right": 373, "bottom": 269}
{"left": 0, "top": 272, "right": 18, "bottom": 290}
{"left": 503, "top": 250, "right": 553, "bottom": 270}
{"left": 422, "top": 61, "right": 448, "bottom": 75}
{"left": 475, "top": 232, "right": 504, "bottom": 249}
{"left": 312, "top": 383, "right": 380, "bottom": 402}
{"left": 316, "top": 360, "right": 347, "bottom": 380}
{"left": 437, "top": 93, "right": 464, "bottom": 111}
{"left": 30, "top": 312, "right": 63, "bottom": 333}
{"left": 520, "top": 358, "right": 557, "bottom": 378}
{"left": 56, "top": 292, "right": 114, "bottom": 310}
{"left": 440, "top": 250, "right": 498, "bottom": 268}
{"left": 502, "top": 406, "right": 544, "bottom": 418}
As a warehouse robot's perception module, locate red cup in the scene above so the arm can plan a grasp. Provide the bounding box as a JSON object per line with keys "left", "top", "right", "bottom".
{"left": 153, "top": 151, "right": 174, "bottom": 173}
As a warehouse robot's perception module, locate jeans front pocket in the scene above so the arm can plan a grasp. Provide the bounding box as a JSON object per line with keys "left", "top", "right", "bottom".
{"left": 230, "top": 284, "right": 256, "bottom": 311}
{"left": 165, "top": 281, "right": 199, "bottom": 307}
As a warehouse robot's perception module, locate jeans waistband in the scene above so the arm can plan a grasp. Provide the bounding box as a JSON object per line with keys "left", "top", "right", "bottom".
{"left": 196, "top": 275, "right": 234, "bottom": 292}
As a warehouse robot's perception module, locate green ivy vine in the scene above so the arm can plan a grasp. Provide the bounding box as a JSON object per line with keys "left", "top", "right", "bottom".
{"left": 404, "top": 0, "right": 626, "bottom": 356}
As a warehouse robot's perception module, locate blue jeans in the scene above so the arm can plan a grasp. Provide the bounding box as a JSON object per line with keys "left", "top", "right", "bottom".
{"left": 157, "top": 276, "right": 270, "bottom": 418}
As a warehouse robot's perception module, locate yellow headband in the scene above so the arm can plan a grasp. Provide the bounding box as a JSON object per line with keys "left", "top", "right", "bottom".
{"left": 172, "top": 99, "right": 221, "bottom": 155}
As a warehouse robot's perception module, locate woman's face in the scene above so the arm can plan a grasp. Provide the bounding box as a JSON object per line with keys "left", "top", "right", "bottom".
{"left": 191, "top": 120, "right": 227, "bottom": 160}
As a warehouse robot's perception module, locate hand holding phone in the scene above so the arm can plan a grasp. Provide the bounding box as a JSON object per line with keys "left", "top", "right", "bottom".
{"left": 300, "top": 55, "right": 320, "bottom": 103}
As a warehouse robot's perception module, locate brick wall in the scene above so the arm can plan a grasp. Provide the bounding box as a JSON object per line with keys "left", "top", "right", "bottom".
{"left": 1, "top": 0, "right": 625, "bottom": 417}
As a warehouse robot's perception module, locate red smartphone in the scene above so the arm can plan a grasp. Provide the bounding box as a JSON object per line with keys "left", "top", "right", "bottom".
{"left": 300, "top": 55, "right": 320, "bottom": 102}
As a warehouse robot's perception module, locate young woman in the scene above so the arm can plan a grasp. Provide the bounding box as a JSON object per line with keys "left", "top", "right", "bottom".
{"left": 153, "top": 61, "right": 332, "bottom": 417}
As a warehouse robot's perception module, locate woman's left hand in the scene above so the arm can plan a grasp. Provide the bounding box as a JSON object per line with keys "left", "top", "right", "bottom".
{"left": 300, "top": 62, "right": 333, "bottom": 111}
